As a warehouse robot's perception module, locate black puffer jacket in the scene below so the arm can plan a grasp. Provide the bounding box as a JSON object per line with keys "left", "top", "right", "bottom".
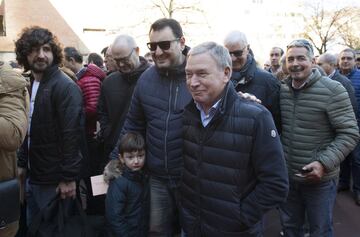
{"left": 98, "top": 57, "right": 149, "bottom": 158}
{"left": 231, "top": 55, "right": 281, "bottom": 132}
{"left": 104, "top": 160, "right": 149, "bottom": 237}
{"left": 113, "top": 61, "right": 192, "bottom": 180}
{"left": 181, "top": 83, "right": 288, "bottom": 237}
{"left": 17, "top": 66, "right": 83, "bottom": 184}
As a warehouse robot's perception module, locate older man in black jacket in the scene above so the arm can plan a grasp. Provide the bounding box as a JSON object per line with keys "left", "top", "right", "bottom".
{"left": 16, "top": 27, "right": 83, "bottom": 225}
{"left": 181, "top": 42, "right": 288, "bottom": 237}
{"left": 224, "top": 31, "right": 281, "bottom": 132}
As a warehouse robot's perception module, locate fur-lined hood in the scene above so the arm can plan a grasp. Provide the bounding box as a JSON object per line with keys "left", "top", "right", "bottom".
{"left": 103, "top": 159, "right": 123, "bottom": 184}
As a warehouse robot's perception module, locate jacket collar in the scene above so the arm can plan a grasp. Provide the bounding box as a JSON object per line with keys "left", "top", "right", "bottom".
{"left": 285, "top": 68, "right": 322, "bottom": 90}
{"left": 122, "top": 56, "right": 150, "bottom": 82}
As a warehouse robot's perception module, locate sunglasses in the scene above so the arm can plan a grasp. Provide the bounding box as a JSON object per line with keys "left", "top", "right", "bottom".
{"left": 229, "top": 45, "right": 248, "bottom": 58}
{"left": 147, "top": 38, "right": 180, "bottom": 51}
{"left": 356, "top": 58, "right": 360, "bottom": 62}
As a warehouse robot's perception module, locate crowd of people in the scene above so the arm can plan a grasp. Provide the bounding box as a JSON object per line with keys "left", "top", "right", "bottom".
{"left": 1, "top": 17, "right": 360, "bottom": 237}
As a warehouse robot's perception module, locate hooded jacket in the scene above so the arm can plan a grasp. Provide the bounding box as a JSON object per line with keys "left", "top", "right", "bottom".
{"left": 0, "top": 62, "right": 29, "bottom": 237}
{"left": 77, "top": 64, "right": 106, "bottom": 135}
{"left": 104, "top": 160, "right": 149, "bottom": 237}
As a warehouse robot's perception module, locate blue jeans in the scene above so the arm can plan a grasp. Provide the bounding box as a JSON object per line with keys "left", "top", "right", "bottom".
{"left": 279, "top": 179, "right": 337, "bottom": 237}
{"left": 339, "top": 143, "right": 360, "bottom": 194}
{"left": 148, "top": 176, "right": 181, "bottom": 237}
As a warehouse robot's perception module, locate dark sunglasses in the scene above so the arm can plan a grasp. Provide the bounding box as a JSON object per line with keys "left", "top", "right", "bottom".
{"left": 147, "top": 38, "right": 180, "bottom": 51}
{"left": 356, "top": 58, "right": 360, "bottom": 62}
{"left": 229, "top": 45, "right": 248, "bottom": 58}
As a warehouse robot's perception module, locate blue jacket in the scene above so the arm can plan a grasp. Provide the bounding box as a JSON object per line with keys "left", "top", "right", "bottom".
{"left": 181, "top": 82, "right": 288, "bottom": 237}
{"left": 105, "top": 163, "right": 149, "bottom": 237}
{"left": 343, "top": 68, "right": 360, "bottom": 119}
{"left": 111, "top": 63, "right": 192, "bottom": 181}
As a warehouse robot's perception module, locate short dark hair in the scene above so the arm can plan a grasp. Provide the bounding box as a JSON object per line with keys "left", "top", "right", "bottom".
{"left": 271, "top": 47, "right": 284, "bottom": 56}
{"left": 87, "top": 53, "right": 104, "bottom": 68}
{"left": 15, "top": 26, "right": 63, "bottom": 72}
{"left": 101, "top": 46, "right": 108, "bottom": 57}
{"left": 118, "top": 132, "right": 145, "bottom": 155}
{"left": 64, "top": 46, "right": 83, "bottom": 64}
{"left": 149, "top": 18, "right": 183, "bottom": 38}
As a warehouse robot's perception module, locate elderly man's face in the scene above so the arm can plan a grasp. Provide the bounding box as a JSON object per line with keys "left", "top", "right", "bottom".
{"left": 224, "top": 42, "right": 248, "bottom": 71}
{"left": 339, "top": 51, "right": 356, "bottom": 72}
{"left": 111, "top": 45, "right": 139, "bottom": 74}
{"left": 286, "top": 47, "right": 314, "bottom": 82}
{"left": 316, "top": 56, "right": 333, "bottom": 76}
{"left": 27, "top": 43, "right": 54, "bottom": 73}
{"left": 185, "top": 52, "right": 230, "bottom": 112}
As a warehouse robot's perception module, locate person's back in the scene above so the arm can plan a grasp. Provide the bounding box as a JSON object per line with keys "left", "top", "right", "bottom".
{"left": 0, "top": 61, "right": 29, "bottom": 237}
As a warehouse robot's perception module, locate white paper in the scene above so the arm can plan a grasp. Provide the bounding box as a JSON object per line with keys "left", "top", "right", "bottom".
{"left": 90, "top": 175, "right": 108, "bottom": 196}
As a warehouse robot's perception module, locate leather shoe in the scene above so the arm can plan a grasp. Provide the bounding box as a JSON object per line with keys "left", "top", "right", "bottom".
{"left": 355, "top": 193, "right": 360, "bottom": 206}
{"left": 337, "top": 183, "right": 349, "bottom": 192}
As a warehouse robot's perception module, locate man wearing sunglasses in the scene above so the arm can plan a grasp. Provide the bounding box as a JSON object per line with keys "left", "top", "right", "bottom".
{"left": 98, "top": 35, "right": 150, "bottom": 161}
{"left": 224, "top": 31, "right": 281, "bottom": 131}
{"left": 111, "top": 18, "right": 192, "bottom": 236}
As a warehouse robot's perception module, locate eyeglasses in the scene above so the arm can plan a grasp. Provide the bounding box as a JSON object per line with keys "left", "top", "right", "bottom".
{"left": 147, "top": 38, "right": 180, "bottom": 51}
{"left": 356, "top": 58, "right": 360, "bottom": 62}
{"left": 113, "top": 48, "right": 135, "bottom": 64}
{"left": 229, "top": 45, "right": 248, "bottom": 58}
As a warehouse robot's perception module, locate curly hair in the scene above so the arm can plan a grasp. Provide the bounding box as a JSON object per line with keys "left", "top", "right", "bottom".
{"left": 15, "top": 26, "right": 63, "bottom": 72}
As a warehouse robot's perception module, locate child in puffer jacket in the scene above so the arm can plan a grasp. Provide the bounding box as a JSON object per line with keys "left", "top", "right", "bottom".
{"left": 103, "top": 132, "right": 149, "bottom": 237}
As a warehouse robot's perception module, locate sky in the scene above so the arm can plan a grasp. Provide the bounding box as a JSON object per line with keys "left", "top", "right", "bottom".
{"left": 49, "top": 0, "right": 360, "bottom": 63}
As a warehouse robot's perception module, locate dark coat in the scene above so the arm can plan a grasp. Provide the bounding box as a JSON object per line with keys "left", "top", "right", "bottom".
{"left": 231, "top": 56, "right": 281, "bottom": 132}
{"left": 181, "top": 83, "right": 288, "bottom": 237}
{"left": 97, "top": 57, "right": 149, "bottom": 157}
{"left": 114, "top": 62, "right": 192, "bottom": 180}
{"left": 331, "top": 69, "right": 358, "bottom": 119}
{"left": 17, "top": 65, "right": 83, "bottom": 184}
{"left": 105, "top": 160, "right": 149, "bottom": 237}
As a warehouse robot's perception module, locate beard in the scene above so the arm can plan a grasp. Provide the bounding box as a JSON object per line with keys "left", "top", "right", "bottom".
{"left": 29, "top": 59, "right": 52, "bottom": 73}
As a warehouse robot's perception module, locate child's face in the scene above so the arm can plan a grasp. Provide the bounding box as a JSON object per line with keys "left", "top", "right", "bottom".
{"left": 119, "top": 150, "right": 145, "bottom": 171}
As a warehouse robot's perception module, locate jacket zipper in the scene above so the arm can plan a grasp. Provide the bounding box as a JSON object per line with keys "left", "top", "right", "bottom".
{"left": 164, "top": 77, "right": 172, "bottom": 173}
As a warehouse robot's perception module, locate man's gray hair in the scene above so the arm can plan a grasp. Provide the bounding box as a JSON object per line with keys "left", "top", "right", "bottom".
{"left": 112, "top": 34, "right": 138, "bottom": 49}
{"left": 340, "top": 48, "right": 356, "bottom": 58}
{"left": 319, "top": 53, "right": 337, "bottom": 66}
{"left": 286, "top": 39, "right": 314, "bottom": 59}
{"left": 223, "top": 31, "right": 248, "bottom": 46}
{"left": 188, "top": 42, "right": 232, "bottom": 71}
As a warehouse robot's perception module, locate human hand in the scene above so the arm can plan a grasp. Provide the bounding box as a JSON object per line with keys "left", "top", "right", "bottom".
{"left": 295, "top": 161, "right": 325, "bottom": 182}
{"left": 237, "top": 91, "right": 262, "bottom": 104}
{"left": 56, "top": 181, "right": 76, "bottom": 199}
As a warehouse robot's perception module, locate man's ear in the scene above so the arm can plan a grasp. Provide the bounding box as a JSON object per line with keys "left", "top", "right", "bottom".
{"left": 223, "top": 66, "right": 232, "bottom": 82}
{"left": 135, "top": 47, "right": 140, "bottom": 56}
{"left": 179, "top": 36, "right": 186, "bottom": 50}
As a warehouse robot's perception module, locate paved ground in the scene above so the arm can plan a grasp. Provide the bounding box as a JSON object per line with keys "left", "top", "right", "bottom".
{"left": 263, "top": 190, "right": 360, "bottom": 236}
